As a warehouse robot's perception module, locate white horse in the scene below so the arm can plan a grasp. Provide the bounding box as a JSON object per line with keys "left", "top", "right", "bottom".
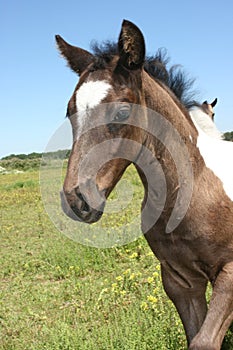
{"left": 201, "top": 98, "right": 217, "bottom": 120}
{"left": 189, "top": 99, "right": 233, "bottom": 200}
{"left": 189, "top": 99, "right": 223, "bottom": 140}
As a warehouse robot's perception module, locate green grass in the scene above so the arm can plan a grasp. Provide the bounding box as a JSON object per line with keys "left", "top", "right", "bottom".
{"left": 0, "top": 168, "right": 232, "bottom": 349}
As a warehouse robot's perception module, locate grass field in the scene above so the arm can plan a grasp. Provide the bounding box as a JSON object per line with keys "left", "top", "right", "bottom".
{"left": 0, "top": 166, "right": 232, "bottom": 349}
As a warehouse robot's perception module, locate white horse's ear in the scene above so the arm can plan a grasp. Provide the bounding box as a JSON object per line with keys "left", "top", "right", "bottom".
{"left": 211, "top": 98, "right": 218, "bottom": 107}
{"left": 55, "top": 35, "right": 94, "bottom": 75}
{"left": 118, "top": 20, "right": 145, "bottom": 70}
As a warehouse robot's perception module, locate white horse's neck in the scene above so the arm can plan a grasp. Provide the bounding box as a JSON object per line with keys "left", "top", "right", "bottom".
{"left": 189, "top": 106, "right": 233, "bottom": 201}
{"left": 189, "top": 107, "right": 223, "bottom": 140}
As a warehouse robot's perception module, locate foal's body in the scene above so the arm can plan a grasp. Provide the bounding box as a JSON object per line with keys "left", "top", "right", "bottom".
{"left": 56, "top": 20, "right": 233, "bottom": 349}
{"left": 142, "top": 73, "right": 233, "bottom": 347}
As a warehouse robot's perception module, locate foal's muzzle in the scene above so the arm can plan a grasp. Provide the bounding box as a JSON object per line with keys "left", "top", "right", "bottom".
{"left": 60, "top": 186, "right": 105, "bottom": 224}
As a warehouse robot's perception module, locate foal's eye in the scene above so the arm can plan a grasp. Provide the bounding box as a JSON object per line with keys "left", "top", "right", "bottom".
{"left": 114, "top": 105, "right": 131, "bottom": 122}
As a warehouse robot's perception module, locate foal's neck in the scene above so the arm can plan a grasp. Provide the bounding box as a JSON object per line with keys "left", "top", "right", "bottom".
{"left": 139, "top": 73, "right": 203, "bottom": 220}
{"left": 143, "top": 72, "right": 196, "bottom": 142}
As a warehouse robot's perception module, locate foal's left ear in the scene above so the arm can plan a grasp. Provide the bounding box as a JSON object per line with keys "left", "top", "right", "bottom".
{"left": 118, "top": 20, "right": 145, "bottom": 70}
{"left": 55, "top": 35, "right": 94, "bottom": 75}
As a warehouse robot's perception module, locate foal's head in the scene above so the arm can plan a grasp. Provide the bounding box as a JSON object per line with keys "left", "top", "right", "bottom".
{"left": 57, "top": 20, "right": 149, "bottom": 223}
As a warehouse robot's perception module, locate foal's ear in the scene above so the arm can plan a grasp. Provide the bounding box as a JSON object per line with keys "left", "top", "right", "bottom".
{"left": 211, "top": 98, "right": 218, "bottom": 107}
{"left": 55, "top": 35, "right": 94, "bottom": 75}
{"left": 118, "top": 20, "right": 145, "bottom": 70}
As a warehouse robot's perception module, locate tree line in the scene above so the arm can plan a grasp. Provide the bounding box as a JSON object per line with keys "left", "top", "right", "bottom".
{"left": 1, "top": 130, "right": 232, "bottom": 163}
{"left": 224, "top": 131, "right": 233, "bottom": 141}
{"left": 1, "top": 150, "right": 71, "bottom": 161}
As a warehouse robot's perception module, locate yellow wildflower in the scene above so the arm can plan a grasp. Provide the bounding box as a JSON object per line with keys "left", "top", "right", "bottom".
{"left": 116, "top": 275, "right": 123, "bottom": 282}
{"left": 129, "top": 273, "right": 136, "bottom": 280}
{"left": 146, "top": 251, "right": 154, "bottom": 257}
{"left": 147, "top": 295, "right": 158, "bottom": 304}
{"left": 147, "top": 276, "right": 154, "bottom": 284}
{"left": 111, "top": 283, "right": 118, "bottom": 291}
{"left": 140, "top": 301, "right": 148, "bottom": 311}
{"left": 153, "top": 271, "right": 159, "bottom": 278}
{"left": 129, "top": 252, "right": 138, "bottom": 259}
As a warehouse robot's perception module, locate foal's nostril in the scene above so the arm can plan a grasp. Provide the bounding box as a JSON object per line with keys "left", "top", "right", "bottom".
{"left": 61, "top": 186, "right": 105, "bottom": 223}
{"left": 75, "top": 187, "right": 84, "bottom": 201}
{"left": 75, "top": 187, "right": 90, "bottom": 212}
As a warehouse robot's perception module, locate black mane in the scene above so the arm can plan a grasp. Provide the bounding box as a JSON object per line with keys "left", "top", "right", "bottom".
{"left": 91, "top": 41, "right": 198, "bottom": 108}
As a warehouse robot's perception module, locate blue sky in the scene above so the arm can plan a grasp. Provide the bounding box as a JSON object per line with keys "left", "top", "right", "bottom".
{"left": 1, "top": 0, "right": 233, "bottom": 158}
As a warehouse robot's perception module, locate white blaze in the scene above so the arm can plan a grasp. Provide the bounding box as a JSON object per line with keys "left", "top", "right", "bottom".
{"left": 75, "top": 80, "right": 111, "bottom": 136}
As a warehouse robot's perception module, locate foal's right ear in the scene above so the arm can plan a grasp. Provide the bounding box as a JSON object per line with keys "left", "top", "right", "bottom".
{"left": 55, "top": 35, "right": 94, "bottom": 75}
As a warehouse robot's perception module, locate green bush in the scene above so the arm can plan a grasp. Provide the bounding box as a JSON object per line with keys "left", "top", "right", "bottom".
{"left": 224, "top": 131, "right": 233, "bottom": 141}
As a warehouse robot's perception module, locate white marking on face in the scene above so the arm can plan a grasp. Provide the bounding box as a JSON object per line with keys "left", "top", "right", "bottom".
{"left": 190, "top": 110, "right": 233, "bottom": 201}
{"left": 75, "top": 80, "right": 111, "bottom": 137}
